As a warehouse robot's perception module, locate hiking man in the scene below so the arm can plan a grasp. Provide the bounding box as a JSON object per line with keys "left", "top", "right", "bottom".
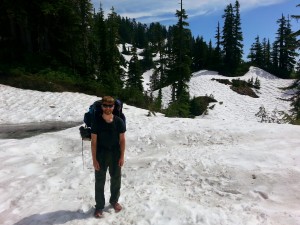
{"left": 91, "top": 96, "right": 126, "bottom": 218}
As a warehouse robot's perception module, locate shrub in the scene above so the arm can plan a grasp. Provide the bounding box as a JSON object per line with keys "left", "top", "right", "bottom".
{"left": 230, "top": 86, "right": 259, "bottom": 98}
{"left": 211, "top": 78, "right": 232, "bottom": 85}
{"left": 190, "top": 96, "right": 217, "bottom": 117}
{"left": 165, "top": 100, "right": 190, "bottom": 118}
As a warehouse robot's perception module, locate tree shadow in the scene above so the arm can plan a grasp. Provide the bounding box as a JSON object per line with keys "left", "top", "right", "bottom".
{"left": 13, "top": 209, "right": 92, "bottom": 225}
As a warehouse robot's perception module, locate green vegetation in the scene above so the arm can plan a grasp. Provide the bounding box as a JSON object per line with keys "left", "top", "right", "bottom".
{"left": 190, "top": 96, "right": 218, "bottom": 117}
{"left": 212, "top": 78, "right": 260, "bottom": 98}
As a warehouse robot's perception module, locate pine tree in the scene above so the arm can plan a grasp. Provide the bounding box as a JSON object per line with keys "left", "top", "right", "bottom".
{"left": 168, "top": 0, "right": 192, "bottom": 102}
{"left": 248, "top": 36, "right": 263, "bottom": 67}
{"left": 274, "top": 14, "right": 298, "bottom": 78}
{"left": 255, "top": 105, "right": 268, "bottom": 123}
{"left": 291, "top": 4, "right": 300, "bottom": 50}
{"left": 221, "top": 0, "right": 243, "bottom": 75}
{"left": 165, "top": 0, "right": 191, "bottom": 117}
{"left": 77, "top": 0, "right": 94, "bottom": 75}
{"left": 93, "top": 4, "right": 108, "bottom": 79}
{"left": 207, "top": 40, "right": 214, "bottom": 70}
{"left": 102, "top": 7, "right": 123, "bottom": 94}
{"left": 290, "top": 4, "right": 300, "bottom": 122}
{"left": 127, "top": 46, "right": 143, "bottom": 92}
{"left": 124, "top": 45, "right": 144, "bottom": 106}
{"left": 141, "top": 43, "right": 154, "bottom": 71}
{"left": 221, "top": 3, "right": 235, "bottom": 74}
{"left": 0, "top": 0, "right": 94, "bottom": 74}
{"left": 148, "top": 22, "right": 168, "bottom": 89}
{"left": 262, "top": 38, "right": 272, "bottom": 70}
{"left": 153, "top": 88, "right": 162, "bottom": 111}
{"left": 285, "top": 16, "right": 298, "bottom": 73}
{"left": 191, "top": 36, "right": 208, "bottom": 72}
{"left": 271, "top": 41, "right": 279, "bottom": 71}
{"left": 233, "top": 0, "right": 243, "bottom": 66}
{"left": 212, "top": 22, "right": 223, "bottom": 71}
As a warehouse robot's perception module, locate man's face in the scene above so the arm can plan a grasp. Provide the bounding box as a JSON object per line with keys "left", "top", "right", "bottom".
{"left": 102, "top": 102, "right": 114, "bottom": 115}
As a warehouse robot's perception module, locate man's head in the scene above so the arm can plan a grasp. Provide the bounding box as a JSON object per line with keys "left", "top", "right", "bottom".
{"left": 101, "top": 96, "right": 115, "bottom": 115}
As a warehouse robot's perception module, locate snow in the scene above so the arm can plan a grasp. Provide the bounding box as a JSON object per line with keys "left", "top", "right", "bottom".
{"left": 118, "top": 43, "right": 144, "bottom": 62}
{"left": 142, "top": 69, "right": 154, "bottom": 92}
{"left": 0, "top": 67, "right": 300, "bottom": 225}
{"left": 156, "top": 67, "right": 295, "bottom": 122}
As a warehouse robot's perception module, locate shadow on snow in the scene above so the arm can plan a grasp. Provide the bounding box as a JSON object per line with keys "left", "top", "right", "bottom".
{"left": 13, "top": 209, "right": 92, "bottom": 225}
{"left": 0, "top": 121, "right": 82, "bottom": 139}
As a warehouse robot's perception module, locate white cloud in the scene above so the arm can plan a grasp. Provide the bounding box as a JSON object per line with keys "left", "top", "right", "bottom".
{"left": 92, "top": 0, "right": 288, "bottom": 23}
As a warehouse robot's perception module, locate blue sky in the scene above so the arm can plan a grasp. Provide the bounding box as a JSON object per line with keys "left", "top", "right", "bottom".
{"left": 92, "top": 0, "right": 299, "bottom": 59}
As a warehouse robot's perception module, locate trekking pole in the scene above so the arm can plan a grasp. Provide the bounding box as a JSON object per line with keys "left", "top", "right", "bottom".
{"left": 81, "top": 139, "right": 85, "bottom": 169}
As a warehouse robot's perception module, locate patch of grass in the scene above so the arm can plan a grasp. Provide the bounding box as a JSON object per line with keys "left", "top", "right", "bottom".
{"left": 190, "top": 96, "right": 217, "bottom": 117}
{"left": 230, "top": 86, "right": 259, "bottom": 98}
{"left": 212, "top": 77, "right": 260, "bottom": 98}
{"left": 0, "top": 66, "right": 105, "bottom": 96}
{"left": 211, "top": 78, "right": 232, "bottom": 85}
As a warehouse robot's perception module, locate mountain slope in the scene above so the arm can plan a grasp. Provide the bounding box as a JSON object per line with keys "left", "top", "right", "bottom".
{"left": 156, "top": 66, "right": 295, "bottom": 122}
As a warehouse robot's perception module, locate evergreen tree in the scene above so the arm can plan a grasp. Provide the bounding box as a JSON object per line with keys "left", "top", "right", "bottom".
{"left": 271, "top": 41, "right": 279, "bottom": 71}
{"left": 221, "top": 3, "right": 235, "bottom": 74}
{"left": 285, "top": 16, "right": 298, "bottom": 73}
{"left": 248, "top": 36, "right": 263, "bottom": 67}
{"left": 221, "top": 0, "right": 243, "bottom": 75}
{"left": 274, "top": 14, "right": 297, "bottom": 78}
{"left": 191, "top": 36, "right": 208, "bottom": 72}
{"left": 291, "top": 4, "right": 300, "bottom": 50}
{"left": 150, "top": 23, "right": 168, "bottom": 91}
{"left": 207, "top": 40, "right": 214, "bottom": 70}
{"left": 262, "top": 38, "right": 272, "bottom": 70}
{"left": 102, "top": 7, "right": 123, "bottom": 94}
{"left": 0, "top": 0, "right": 93, "bottom": 74}
{"left": 165, "top": 0, "right": 191, "bottom": 117}
{"left": 127, "top": 46, "right": 143, "bottom": 92}
{"left": 77, "top": 0, "right": 94, "bottom": 75}
{"left": 148, "top": 22, "right": 167, "bottom": 50}
{"left": 290, "top": 4, "right": 300, "bottom": 122}
{"left": 153, "top": 88, "right": 162, "bottom": 111}
{"left": 141, "top": 43, "right": 154, "bottom": 71}
{"left": 118, "top": 17, "right": 134, "bottom": 44}
{"left": 168, "top": 0, "right": 192, "bottom": 102}
{"left": 212, "top": 22, "right": 223, "bottom": 71}
{"left": 156, "top": 24, "right": 169, "bottom": 88}
{"left": 92, "top": 4, "right": 108, "bottom": 78}
{"left": 233, "top": 0, "right": 243, "bottom": 66}
{"left": 134, "top": 22, "right": 147, "bottom": 48}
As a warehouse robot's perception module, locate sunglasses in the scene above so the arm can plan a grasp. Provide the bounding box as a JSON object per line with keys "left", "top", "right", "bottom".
{"left": 102, "top": 104, "right": 114, "bottom": 108}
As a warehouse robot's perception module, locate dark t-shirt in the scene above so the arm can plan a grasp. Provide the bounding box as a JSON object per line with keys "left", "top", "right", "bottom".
{"left": 91, "top": 115, "right": 126, "bottom": 151}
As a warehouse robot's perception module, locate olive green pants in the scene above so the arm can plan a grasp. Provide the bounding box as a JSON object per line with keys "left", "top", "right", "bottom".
{"left": 95, "top": 150, "right": 121, "bottom": 210}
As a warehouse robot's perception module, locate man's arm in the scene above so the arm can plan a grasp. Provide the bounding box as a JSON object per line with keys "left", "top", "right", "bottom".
{"left": 91, "top": 133, "right": 100, "bottom": 171}
{"left": 118, "top": 133, "right": 126, "bottom": 167}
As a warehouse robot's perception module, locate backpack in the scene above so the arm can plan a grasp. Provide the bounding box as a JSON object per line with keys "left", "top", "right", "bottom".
{"left": 79, "top": 99, "right": 126, "bottom": 141}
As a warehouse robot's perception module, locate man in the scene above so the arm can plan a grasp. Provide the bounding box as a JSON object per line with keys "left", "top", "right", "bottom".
{"left": 91, "top": 96, "right": 126, "bottom": 218}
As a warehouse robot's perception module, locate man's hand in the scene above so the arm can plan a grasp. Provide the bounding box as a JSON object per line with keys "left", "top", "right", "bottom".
{"left": 119, "top": 156, "right": 125, "bottom": 167}
{"left": 93, "top": 159, "right": 100, "bottom": 171}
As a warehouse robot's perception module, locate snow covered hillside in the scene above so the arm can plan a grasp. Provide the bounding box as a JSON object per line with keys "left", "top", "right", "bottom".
{"left": 155, "top": 66, "right": 295, "bottom": 122}
{"left": 0, "top": 68, "right": 300, "bottom": 225}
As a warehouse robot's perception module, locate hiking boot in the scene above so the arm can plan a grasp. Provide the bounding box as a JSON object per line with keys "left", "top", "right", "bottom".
{"left": 111, "top": 202, "right": 122, "bottom": 212}
{"left": 94, "top": 209, "right": 103, "bottom": 218}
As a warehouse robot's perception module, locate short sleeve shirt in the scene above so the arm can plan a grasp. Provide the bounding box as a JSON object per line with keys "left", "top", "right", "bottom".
{"left": 91, "top": 115, "right": 126, "bottom": 150}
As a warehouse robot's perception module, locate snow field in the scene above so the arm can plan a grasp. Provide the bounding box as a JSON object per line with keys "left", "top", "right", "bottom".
{"left": 0, "top": 66, "right": 299, "bottom": 224}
